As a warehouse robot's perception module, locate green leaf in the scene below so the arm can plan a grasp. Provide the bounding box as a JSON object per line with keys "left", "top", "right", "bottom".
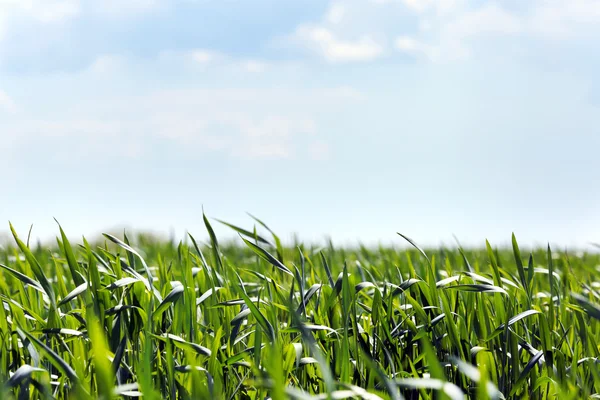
{"left": 512, "top": 233, "right": 529, "bottom": 295}
{"left": 9, "top": 223, "right": 56, "bottom": 308}
{"left": 0, "top": 262, "right": 45, "bottom": 293}
{"left": 153, "top": 282, "right": 184, "bottom": 319}
{"left": 87, "top": 311, "right": 115, "bottom": 399}
{"left": 214, "top": 219, "right": 272, "bottom": 245}
{"left": 17, "top": 327, "right": 80, "bottom": 384}
{"left": 106, "top": 277, "right": 141, "bottom": 290}
{"left": 103, "top": 233, "right": 161, "bottom": 301}
{"left": 55, "top": 220, "right": 85, "bottom": 287}
{"left": 487, "top": 310, "right": 541, "bottom": 341}
{"left": 4, "top": 364, "right": 46, "bottom": 389}
{"left": 240, "top": 236, "right": 293, "bottom": 276}
{"left": 58, "top": 281, "right": 88, "bottom": 307}
{"left": 572, "top": 293, "right": 600, "bottom": 321}
{"left": 238, "top": 289, "right": 275, "bottom": 342}
{"left": 159, "top": 333, "right": 211, "bottom": 356}
{"left": 445, "top": 284, "right": 508, "bottom": 295}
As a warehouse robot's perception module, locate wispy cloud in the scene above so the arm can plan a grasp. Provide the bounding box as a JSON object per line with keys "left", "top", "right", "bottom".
{"left": 189, "top": 49, "right": 220, "bottom": 65}
{"left": 241, "top": 60, "right": 268, "bottom": 73}
{"left": 529, "top": 0, "right": 600, "bottom": 39}
{"left": 0, "top": 0, "right": 80, "bottom": 23}
{"left": 0, "top": 0, "right": 79, "bottom": 45}
{"left": 326, "top": 3, "right": 346, "bottom": 24}
{"left": 294, "top": 25, "right": 384, "bottom": 62}
{"left": 394, "top": 0, "right": 600, "bottom": 62}
{"left": 86, "top": 54, "right": 124, "bottom": 74}
{"left": 2, "top": 59, "right": 362, "bottom": 160}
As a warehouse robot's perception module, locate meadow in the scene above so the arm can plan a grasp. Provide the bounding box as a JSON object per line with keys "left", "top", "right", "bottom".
{"left": 1, "top": 215, "right": 599, "bottom": 399}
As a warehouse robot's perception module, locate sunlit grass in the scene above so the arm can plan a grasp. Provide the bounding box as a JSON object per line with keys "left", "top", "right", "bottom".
{"left": 1, "top": 215, "right": 599, "bottom": 399}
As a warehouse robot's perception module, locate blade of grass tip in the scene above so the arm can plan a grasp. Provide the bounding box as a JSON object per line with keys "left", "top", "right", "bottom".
{"left": 397, "top": 232, "right": 437, "bottom": 300}
{"left": 102, "top": 233, "right": 162, "bottom": 302}
{"left": 214, "top": 219, "right": 272, "bottom": 246}
{"left": 296, "top": 284, "right": 322, "bottom": 315}
{"left": 446, "top": 284, "right": 508, "bottom": 295}
{"left": 486, "top": 310, "right": 542, "bottom": 341}
{"left": 5, "top": 365, "right": 46, "bottom": 390}
{"left": 83, "top": 236, "right": 106, "bottom": 319}
{"left": 159, "top": 334, "right": 212, "bottom": 357}
{"left": 320, "top": 251, "right": 335, "bottom": 288}
{"left": 187, "top": 233, "right": 209, "bottom": 269}
{"left": 14, "top": 328, "right": 40, "bottom": 368}
{"left": 55, "top": 219, "right": 85, "bottom": 287}
{"left": 511, "top": 233, "right": 529, "bottom": 295}
{"left": 299, "top": 246, "right": 306, "bottom": 286}
{"left": 547, "top": 244, "right": 556, "bottom": 330}
{"left": 58, "top": 281, "right": 88, "bottom": 307}
{"left": 527, "top": 252, "right": 534, "bottom": 296}
{"left": 0, "top": 263, "right": 45, "bottom": 292}
{"left": 485, "top": 240, "right": 503, "bottom": 288}
{"left": 397, "top": 232, "right": 430, "bottom": 264}
{"left": 27, "top": 224, "right": 34, "bottom": 248}
{"left": 188, "top": 232, "right": 219, "bottom": 288}
{"left": 153, "top": 282, "right": 185, "bottom": 320}
{"left": 9, "top": 222, "right": 56, "bottom": 309}
{"left": 123, "top": 231, "right": 136, "bottom": 270}
{"left": 571, "top": 293, "right": 600, "bottom": 321}
{"left": 246, "top": 212, "right": 284, "bottom": 262}
{"left": 293, "top": 265, "right": 305, "bottom": 314}
{"left": 203, "top": 211, "right": 224, "bottom": 272}
{"left": 454, "top": 240, "right": 474, "bottom": 273}
{"left": 240, "top": 236, "right": 293, "bottom": 276}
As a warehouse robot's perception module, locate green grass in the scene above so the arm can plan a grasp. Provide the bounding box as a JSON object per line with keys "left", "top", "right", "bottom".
{"left": 1, "top": 215, "right": 599, "bottom": 399}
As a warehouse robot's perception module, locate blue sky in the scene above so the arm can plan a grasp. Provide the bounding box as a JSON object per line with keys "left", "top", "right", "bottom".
{"left": 1, "top": 0, "right": 599, "bottom": 249}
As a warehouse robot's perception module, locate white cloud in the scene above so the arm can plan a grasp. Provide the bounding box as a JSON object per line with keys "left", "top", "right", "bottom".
{"left": 326, "top": 3, "right": 346, "bottom": 24}
{"left": 3, "top": 81, "right": 360, "bottom": 160}
{"left": 395, "top": 36, "right": 435, "bottom": 58}
{"left": 529, "top": 0, "right": 600, "bottom": 39}
{"left": 161, "top": 50, "right": 270, "bottom": 73}
{"left": 87, "top": 54, "right": 123, "bottom": 74}
{"left": 242, "top": 60, "right": 267, "bottom": 73}
{"left": 190, "top": 49, "right": 219, "bottom": 65}
{"left": 0, "top": 89, "right": 17, "bottom": 113}
{"left": 394, "top": 3, "right": 524, "bottom": 62}
{"left": 0, "top": 0, "right": 79, "bottom": 44}
{"left": 295, "top": 25, "right": 384, "bottom": 62}
{"left": 1, "top": 0, "right": 80, "bottom": 23}
{"left": 446, "top": 4, "right": 522, "bottom": 37}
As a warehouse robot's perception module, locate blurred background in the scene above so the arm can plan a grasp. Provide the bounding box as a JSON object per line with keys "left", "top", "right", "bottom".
{"left": 0, "top": 0, "right": 598, "bottom": 249}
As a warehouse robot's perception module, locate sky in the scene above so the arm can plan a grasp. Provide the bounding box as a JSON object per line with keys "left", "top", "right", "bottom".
{"left": 1, "top": 0, "right": 599, "bottom": 249}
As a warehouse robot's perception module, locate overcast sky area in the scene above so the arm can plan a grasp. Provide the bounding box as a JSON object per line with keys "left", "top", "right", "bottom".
{"left": 1, "top": 0, "right": 599, "bottom": 249}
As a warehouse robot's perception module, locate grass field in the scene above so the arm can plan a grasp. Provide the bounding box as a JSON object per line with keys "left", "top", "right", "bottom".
{"left": 1, "top": 215, "right": 599, "bottom": 399}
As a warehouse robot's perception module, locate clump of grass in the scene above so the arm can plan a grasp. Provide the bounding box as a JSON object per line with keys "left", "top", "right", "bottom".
{"left": 1, "top": 215, "right": 599, "bottom": 399}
